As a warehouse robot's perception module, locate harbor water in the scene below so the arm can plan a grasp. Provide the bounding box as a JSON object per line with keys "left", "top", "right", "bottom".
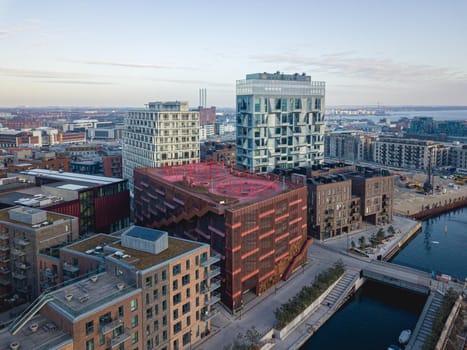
{"left": 301, "top": 207, "right": 467, "bottom": 349}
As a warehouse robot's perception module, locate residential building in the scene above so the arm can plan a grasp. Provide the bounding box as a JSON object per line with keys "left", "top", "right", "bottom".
{"left": 324, "top": 130, "right": 377, "bottom": 162}
{"left": 0, "top": 206, "right": 79, "bottom": 300}
{"left": 236, "top": 72, "right": 325, "bottom": 172}
{"left": 307, "top": 175, "right": 362, "bottom": 240}
{"left": 123, "top": 101, "right": 200, "bottom": 193}
{"left": 201, "top": 142, "right": 236, "bottom": 168}
{"left": 103, "top": 155, "right": 123, "bottom": 178}
{"left": 374, "top": 138, "right": 450, "bottom": 170}
{"left": 0, "top": 226, "right": 216, "bottom": 350}
{"left": 449, "top": 143, "right": 467, "bottom": 169}
{"left": 133, "top": 163, "right": 310, "bottom": 311}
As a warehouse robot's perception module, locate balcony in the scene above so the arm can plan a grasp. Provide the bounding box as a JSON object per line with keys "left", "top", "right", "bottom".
{"left": 204, "top": 292, "right": 221, "bottom": 306}
{"left": 15, "top": 262, "right": 31, "bottom": 270}
{"left": 0, "top": 245, "right": 9, "bottom": 252}
{"left": 0, "top": 278, "right": 10, "bottom": 286}
{"left": 0, "top": 233, "right": 8, "bottom": 240}
{"left": 0, "top": 256, "right": 9, "bottom": 263}
{"left": 12, "top": 249, "right": 25, "bottom": 257}
{"left": 201, "top": 308, "right": 219, "bottom": 321}
{"left": 100, "top": 318, "right": 123, "bottom": 334}
{"left": 0, "top": 267, "right": 10, "bottom": 274}
{"left": 63, "top": 263, "right": 80, "bottom": 273}
{"left": 201, "top": 280, "right": 221, "bottom": 294}
{"left": 206, "top": 266, "right": 221, "bottom": 280}
{"left": 14, "top": 238, "right": 30, "bottom": 246}
{"left": 17, "top": 285, "right": 30, "bottom": 294}
{"left": 109, "top": 329, "right": 131, "bottom": 348}
{"left": 201, "top": 255, "right": 221, "bottom": 267}
{"left": 13, "top": 272, "right": 27, "bottom": 280}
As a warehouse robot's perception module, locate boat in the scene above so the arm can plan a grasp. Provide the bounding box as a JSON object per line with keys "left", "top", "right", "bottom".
{"left": 432, "top": 241, "right": 439, "bottom": 244}
{"left": 388, "top": 345, "right": 402, "bottom": 350}
{"left": 399, "top": 329, "right": 412, "bottom": 344}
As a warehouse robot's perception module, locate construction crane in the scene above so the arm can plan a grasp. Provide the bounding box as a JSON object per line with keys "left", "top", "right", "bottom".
{"left": 423, "top": 153, "right": 434, "bottom": 194}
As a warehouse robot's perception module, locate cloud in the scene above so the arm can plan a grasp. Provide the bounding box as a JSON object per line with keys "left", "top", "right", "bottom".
{"left": 72, "top": 60, "right": 170, "bottom": 69}
{"left": 252, "top": 53, "right": 467, "bottom": 84}
{"left": 151, "top": 77, "right": 232, "bottom": 88}
{"left": 0, "top": 31, "right": 9, "bottom": 36}
{"left": 34, "top": 80, "right": 115, "bottom": 85}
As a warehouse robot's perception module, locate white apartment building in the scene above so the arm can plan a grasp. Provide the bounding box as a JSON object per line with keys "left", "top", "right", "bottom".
{"left": 236, "top": 72, "right": 325, "bottom": 172}
{"left": 374, "top": 138, "right": 450, "bottom": 170}
{"left": 123, "top": 101, "right": 200, "bottom": 192}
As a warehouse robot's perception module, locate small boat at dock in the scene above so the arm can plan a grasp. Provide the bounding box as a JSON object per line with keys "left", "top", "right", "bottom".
{"left": 398, "top": 329, "right": 412, "bottom": 344}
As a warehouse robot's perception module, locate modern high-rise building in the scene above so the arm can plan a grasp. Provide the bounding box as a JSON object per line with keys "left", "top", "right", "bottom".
{"left": 123, "top": 101, "right": 200, "bottom": 193}
{"left": 236, "top": 72, "right": 325, "bottom": 172}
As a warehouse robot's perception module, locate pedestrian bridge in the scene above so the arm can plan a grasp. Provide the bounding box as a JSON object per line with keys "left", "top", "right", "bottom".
{"left": 362, "top": 261, "right": 433, "bottom": 294}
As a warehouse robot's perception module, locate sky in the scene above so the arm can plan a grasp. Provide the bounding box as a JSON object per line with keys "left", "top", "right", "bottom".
{"left": 0, "top": 0, "right": 466, "bottom": 108}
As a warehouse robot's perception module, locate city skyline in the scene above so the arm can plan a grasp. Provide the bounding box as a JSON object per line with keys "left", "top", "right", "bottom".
{"left": 1, "top": 0, "right": 466, "bottom": 107}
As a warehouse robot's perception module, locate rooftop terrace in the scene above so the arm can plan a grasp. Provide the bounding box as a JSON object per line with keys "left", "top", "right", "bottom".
{"left": 138, "top": 163, "right": 295, "bottom": 207}
{"left": 0, "top": 206, "right": 74, "bottom": 228}
{"left": 65, "top": 234, "right": 119, "bottom": 254}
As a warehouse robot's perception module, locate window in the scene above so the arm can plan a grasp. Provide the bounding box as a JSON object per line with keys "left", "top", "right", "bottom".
{"left": 153, "top": 289, "right": 158, "bottom": 300}
{"left": 186, "top": 288, "right": 191, "bottom": 298}
{"left": 161, "top": 270, "right": 167, "bottom": 281}
{"left": 186, "top": 315, "right": 191, "bottom": 326}
{"left": 131, "top": 315, "right": 138, "bottom": 328}
{"left": 183, "top": 331, "right": 191, "bottom": 346}
{"left": 118, "top": 305, "right": 124, "bottom": 317}
{"left": 145, "top": 276, "right": 152, "bottom": 288}
{"left": 182, "top": 274, "right": 190, "bottom": 286}
{"left": 162, "top": 285, "right": 167, "bottom": 296}
{"left": 196, "top": 297, "right": 199, "bottom": 307}
{"left": 185, "top": 260, "right": 190, "bottom": 270}
{"left": 195, "top": 270, "right": 199, "bottom": 280}
{"left": 131, "top": 299, "right": 138, "bottom": 311}
{"left": 162, "top": 300, "right": 167, "bottom": 311}
{"left": 195, "top": 256, "right": 199, "bottom": 265}
{"left": 173, "top": 322, "right": 182, "bottom": 334}
{"left": 173, "top": 309, "right": 179, "bottom": 320}
{"left": 154, "top": 320, "right": 159, "bottom": 331}
{"left": 85, "top": 320, "right": 94, "bottom": 335}
{"left": 174, "top": 339, "right": 179, "bottom": 350}
{"left": 132, "top": 331, "right": 138, "bottom": 344}
{"left": 162, "top": 330, "right": 168, "bottom": 341}
{"left": 155, "top": 304, "right": 159, "bottom": 315}
{"left": 99, "top": 333, "right": 105, "bottom": 346}
{"left": 173, "top": 280, "right": 178, "bottom": 290}
{"left": 154, "top": 272, "right": 158, "bottom": 283}
{"left": 146, "top": 307, "right": 153, "bottom": 319}
{"left": 86, "top": 339, "right": 94, "bottom": 350}
{"left": 172, "top": 264, "right": 181, "bottom": 276}
{"left": 146, "top": 293, "right": 150, "bottom": 304}
{"left": 182, "top": 302, "right": 190, "bottom": 314}
{"left": 173, "top": 293, "right": 181, "bottom": 305}
{"left": 162, "top": 315, "right": 167, "bottom": 326}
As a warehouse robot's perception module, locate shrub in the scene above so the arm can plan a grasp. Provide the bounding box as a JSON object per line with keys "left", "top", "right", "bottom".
{"left": 274, "top": 260, "right": 345, "bottom": 329}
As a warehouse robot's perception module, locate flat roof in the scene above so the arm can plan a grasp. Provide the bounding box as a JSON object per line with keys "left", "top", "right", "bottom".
{"left": 0, "top": 206, "right": 74, "bottom": 228}
{"left": 137, "top": 163, "right": 296, "bottom": 207}
{"left": 20, "top": 169, "right": 123, "bottom": 184}
{"left": 0, "top": 314, "right": 72, "bottom": 350}
{"left": 65, "top": 234, "right": 119, "bottom": 254}
{"left": 125, "top": 226, "right": 166, "bottom": 241}
{"left": 49, "top": 272, "right": 138, "bottom": 319}
{"left": 111, "top": 237, "right": 204, "bottom": 270}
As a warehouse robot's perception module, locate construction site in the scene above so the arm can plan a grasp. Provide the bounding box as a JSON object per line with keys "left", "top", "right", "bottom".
{"left": 133, "top": 162, "right": 311, "bottom": 311}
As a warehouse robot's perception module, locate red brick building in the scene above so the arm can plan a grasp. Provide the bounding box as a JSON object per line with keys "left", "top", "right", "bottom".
{"left": 133, "top": 163, "right": 310, "bottom": 311}
{"left": 102, "top": 155, "right": 122, "bottom": 178}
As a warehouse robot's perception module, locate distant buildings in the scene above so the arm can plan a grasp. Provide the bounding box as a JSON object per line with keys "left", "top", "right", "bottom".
{"left": 374, "top": 138, "right": 450, "bottom": 170}
{"left": 200, "top": 141, "right": 236, "bottom": 168}
{"left": 324, "top": 130, "right": 377, "bottom": 163}
{"left": 132, "top": 163, "right": 310, "bottom": 310}
{"left": 0, "top": 226, "right": 217, "bottom": 350}
{"left": 450, "top": 143, "right": 467, "bottom": 170}
{"left": 405, "top": 117, "right": 467, "bottom": 142}
{"left": 236, "top": 72, "right": 325, "bottom": 172}
{"left": 123, "top": 101, "right": 200, "bottom": 193}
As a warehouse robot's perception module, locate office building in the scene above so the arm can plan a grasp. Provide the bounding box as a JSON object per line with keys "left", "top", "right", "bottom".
{"left": 133, "top": 163, "right": 310, "bottom": 311}
{"left": 123, "top": 101, "right": 200, "bottom": 193}
{"left": 236, "top": 72, "right": 325, "bottom": 172}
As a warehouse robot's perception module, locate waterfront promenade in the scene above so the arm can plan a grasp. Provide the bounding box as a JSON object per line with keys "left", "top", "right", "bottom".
{"left": 195, "top": 216, "right": 433, "bottom": 350}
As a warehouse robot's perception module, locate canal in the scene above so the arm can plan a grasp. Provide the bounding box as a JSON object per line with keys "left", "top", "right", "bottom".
{"left": 301, "top": 207, "right": 467, "bottom": 349}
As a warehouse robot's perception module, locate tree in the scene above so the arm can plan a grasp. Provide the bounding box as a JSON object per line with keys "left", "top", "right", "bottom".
{"left": 387, "top": 225, "right": 396, "bottom": 235}
{"left": 358, "top": 235, "right": 366, "bottom": 248}
{"left": 350, "top": 240, "right": 356, "bottom": 249}
{"left": 376, "top": 228, "right": 385, "bottom": 242}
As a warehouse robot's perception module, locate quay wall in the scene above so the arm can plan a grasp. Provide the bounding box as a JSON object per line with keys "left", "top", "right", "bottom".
{"left": 410, "top": 197, "right": 467, "bottom": 220}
